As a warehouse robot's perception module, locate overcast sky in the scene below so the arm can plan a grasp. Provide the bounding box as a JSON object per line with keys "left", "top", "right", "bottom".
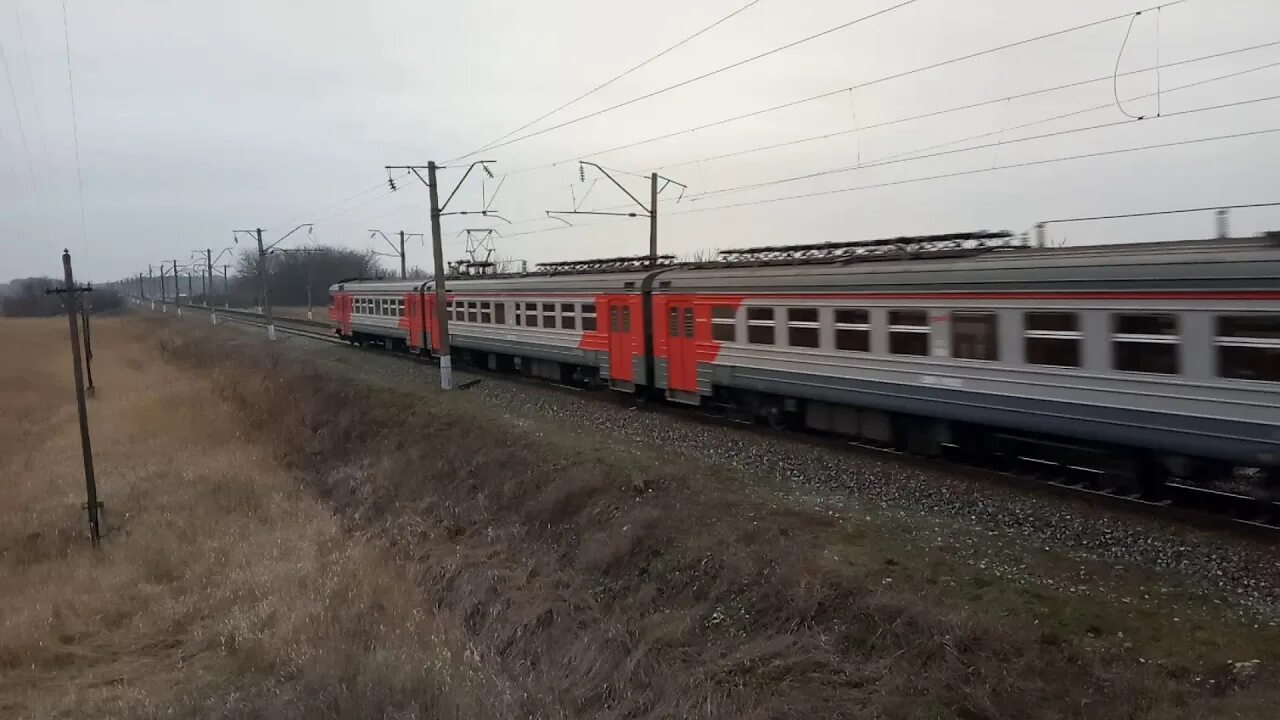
{"left": 3, "top": 0, "right": 1279, "bottom": 282}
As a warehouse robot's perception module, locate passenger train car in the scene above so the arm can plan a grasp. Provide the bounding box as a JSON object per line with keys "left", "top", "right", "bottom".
{"left": 329, "top": 231, "right": 1280, "bottom": 490}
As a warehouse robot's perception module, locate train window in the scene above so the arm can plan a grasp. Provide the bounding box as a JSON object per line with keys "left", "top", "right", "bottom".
{"left": 888, "top": 309, "right": 929, "bottom": 356}
{"left": 668, "top": 307, "right": 679, "bottom": 337}
{"left": 952, "top": 312, "right": 998, "bottom": 361}
{"left": 1024, "top": 308, "right": 1075, "bottom": 363}
{"left": 524, "top": 303, "right": 538, "bottom": 327}
{"left": 495, "top": 303, "right": 506, "bottom": 325}
{"left": 1216, "top": 315, "right": 1280, "bottom": 382}
{"left": 786, "top": 307, "right": 819, "bottom": 348}
{"left": 621, "top": 306, "right": 632, "bottom": 332}
{"left": 834, "top": 309, "right": 869, "bottom": 352}
{"left": 1112, "top": 313, "right": 1179, "bottom": 375}
{"left": 582, "top": 303, "right": 597, "bottom": 331}
{"left": 514, "top": 302, "right": 522, "bottom": 326}
{"left": 747, "top": 307, "right": 775, "bottom": 345}
{"left": 609, "top": 306, "right": 618, "bottom": 331}
{"left": 683, "top": 308, "right": 694, "bottom": 338}
{"left": 542, "top": 302, "right": 557, "bottom": 329}
{"left": 453, "top": 300, "right": 465, "bottom": 322}
{"left": 480, "top": 301, "right": 492, "bottom": 324}
{"left": 379, "top": 299, "right": 388, "bottom": 316}
{"left": 561, "top": 303, "right": 577, "bottom": 330}
{"left": 466, "top": 302, "right": 478, "bottom": 323}
{"left": 711, "top": 305, "right": 736, "bottom": 342}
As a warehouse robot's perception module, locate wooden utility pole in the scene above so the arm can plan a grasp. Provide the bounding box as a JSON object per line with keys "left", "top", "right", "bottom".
{"left": 48, "top": 250, "right": 102, "bottom": 547}
{"left": 172, "top": 260, "right": 181, "bottom": 316}
{"left": 383, "top": 161, "right": 500, "bottom": 391}
{"left": 79, "top": 290, "right": 95, "bottom": 395}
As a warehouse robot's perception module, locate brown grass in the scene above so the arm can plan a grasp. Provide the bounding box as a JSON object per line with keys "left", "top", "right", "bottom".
{"left": 0, "top": 318, "right": 499, "bottom": 718}
{"left": 3, "top": 314, "right": 1277, "bottom": 719}
{"left": 161, "top": 318, "right": 1279, "bottom": 718}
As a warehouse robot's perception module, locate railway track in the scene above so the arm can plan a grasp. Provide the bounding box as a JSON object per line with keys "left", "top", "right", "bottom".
{"left": 147, "top": 299, "right": 1280, "bottom": 536}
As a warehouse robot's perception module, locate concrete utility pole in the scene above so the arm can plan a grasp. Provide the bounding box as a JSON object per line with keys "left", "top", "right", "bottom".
{"left": 148, "top": 264, "right": 156, "bottom": 308}
{"left": 369, "top": 229, "right": 423, "bottom": 279}
{"left": 47, "top": 251, "right": 102, "bottom": 547}
{"left": 546, "top": 161, "right": 685, "bottom": 261}
{"left": 234, "top": 224, "right": 313, "bottom": 340}
{"left": 221, "top": 265, "right": 230, "bottom": 308}
{"left": 649, "top": 172, "right": 659, "bottom": 258}
{"left": 158, "top": 263, "right": 167, "bottom": 310}
{"left": 383, "top": 160, "right": 502, "bottom": 390}
{"left": 274, "top": 247, "right": 324, "bottom": 320}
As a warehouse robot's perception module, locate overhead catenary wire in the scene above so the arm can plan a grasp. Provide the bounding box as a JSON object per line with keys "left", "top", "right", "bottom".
{"left": 1042, "top": 201, "right": 1280, "bottom": 225}
{"left": 668, "top": 126, "right": 1280, "bottom": 217}
{"left": 500, "top": 0, "right": 1202, "bottom": 177}
{"left": 688, "top": 68, "right": 1280, "bottom": 199}
{"left": 458, "top": 0, "right": 923, "bottom": 158}
{"left": 487, "top": 126, "right": 1280, "bottom": 244}
{"left": 496, "top": 52, "right": 1280, "bottom": 224}
{"left": 452, "top": 0, "right": 765, "bottom": 161}
{"left": 866, "top": 57, "right": 1280, "bottom": 166}
{"left": 655, "top": 39, "right": 1280, "bottom": 172}
{"left": 1113, "top": 12, "right": 1147, "bottom": 119}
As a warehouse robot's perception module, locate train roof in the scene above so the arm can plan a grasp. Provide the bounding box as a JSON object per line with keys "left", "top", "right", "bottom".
{"left": 328, "top": 279, "right": 427, "bottom": 294}
{"left": 330, "top": 231, "right": 1280, "bottom": 295}
{"left": 656, "top": 234, "right": 1280, "bottom": 293}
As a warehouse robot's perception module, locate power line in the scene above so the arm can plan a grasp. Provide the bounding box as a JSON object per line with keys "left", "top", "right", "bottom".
{"left": 655, "top": 39, "right": 1280, "bottom": 171}
{"left": 864, "top": 57, "right": 1280, "bottom": 166}
{"left": 15, "top": 7, "right": 52, "bottom": 191}
{"left": 1042, "top": 201, "right": 1280, "bottom": 225}
{"left": 486, "top": 124, "right": 1280, "bottom": 245}
{"left": 453, "top": 0, "right": 765, "bottom": 161}
{"left": 501, "top": 0, "right": 1198, "bottom": 175}
{"left": 0, "top": 34, "right": 38, "bottom": 193}
{"left": 668, "top": 126, "right": 1280, "bottom": 216}
{"left": 495, "top": 51, "right": 1280, "bottom": 226}
{"left": 689, "top": 75, "right": 1280, "bottom": 200}
{"left": 61, "top": 0, "right": 88, "bottom": 259}
{"left": 270, "top": 172, "right": 410, "bottom": 230}
{"left": 465, "top": 0, "right": 923, "bottom": 157}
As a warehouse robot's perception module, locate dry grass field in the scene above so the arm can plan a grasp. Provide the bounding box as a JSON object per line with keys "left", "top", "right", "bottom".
{"left": 0, "top": 318, "right": 495, "bottom": 718}
{"left": 2, "top": 314, "right": 1278, "bottom": 718}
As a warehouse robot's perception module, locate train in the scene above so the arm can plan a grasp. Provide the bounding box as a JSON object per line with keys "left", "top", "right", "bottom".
{"left": 328, "top": 230, "right": 1280, "bottom": 494}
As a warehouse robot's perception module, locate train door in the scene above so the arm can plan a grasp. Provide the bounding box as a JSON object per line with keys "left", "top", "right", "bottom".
{"left": 608, "top": 300, "right": 633, "bottom": 383}
{"left": 666, "top": 302, "right": 697, "bottom": 395}
{"left": 339, "top": 294, "right": 353, "bottom": 336}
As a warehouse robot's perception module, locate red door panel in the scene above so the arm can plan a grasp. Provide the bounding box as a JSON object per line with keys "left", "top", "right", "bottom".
{"left": 666, "top": 302, "right": 697, "bottom": 392}
{"left": 608, "top": 300, "right": 633, "bottom": 382}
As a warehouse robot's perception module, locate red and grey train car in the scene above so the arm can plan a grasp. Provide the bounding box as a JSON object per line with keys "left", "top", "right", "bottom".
{"left": 330, "top": 231, "right": 1280, "bottom": 486}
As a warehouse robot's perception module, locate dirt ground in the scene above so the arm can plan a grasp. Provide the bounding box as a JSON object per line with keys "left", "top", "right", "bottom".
{"left": 2, "top": 314, "right": 1277, "bottom": 718}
